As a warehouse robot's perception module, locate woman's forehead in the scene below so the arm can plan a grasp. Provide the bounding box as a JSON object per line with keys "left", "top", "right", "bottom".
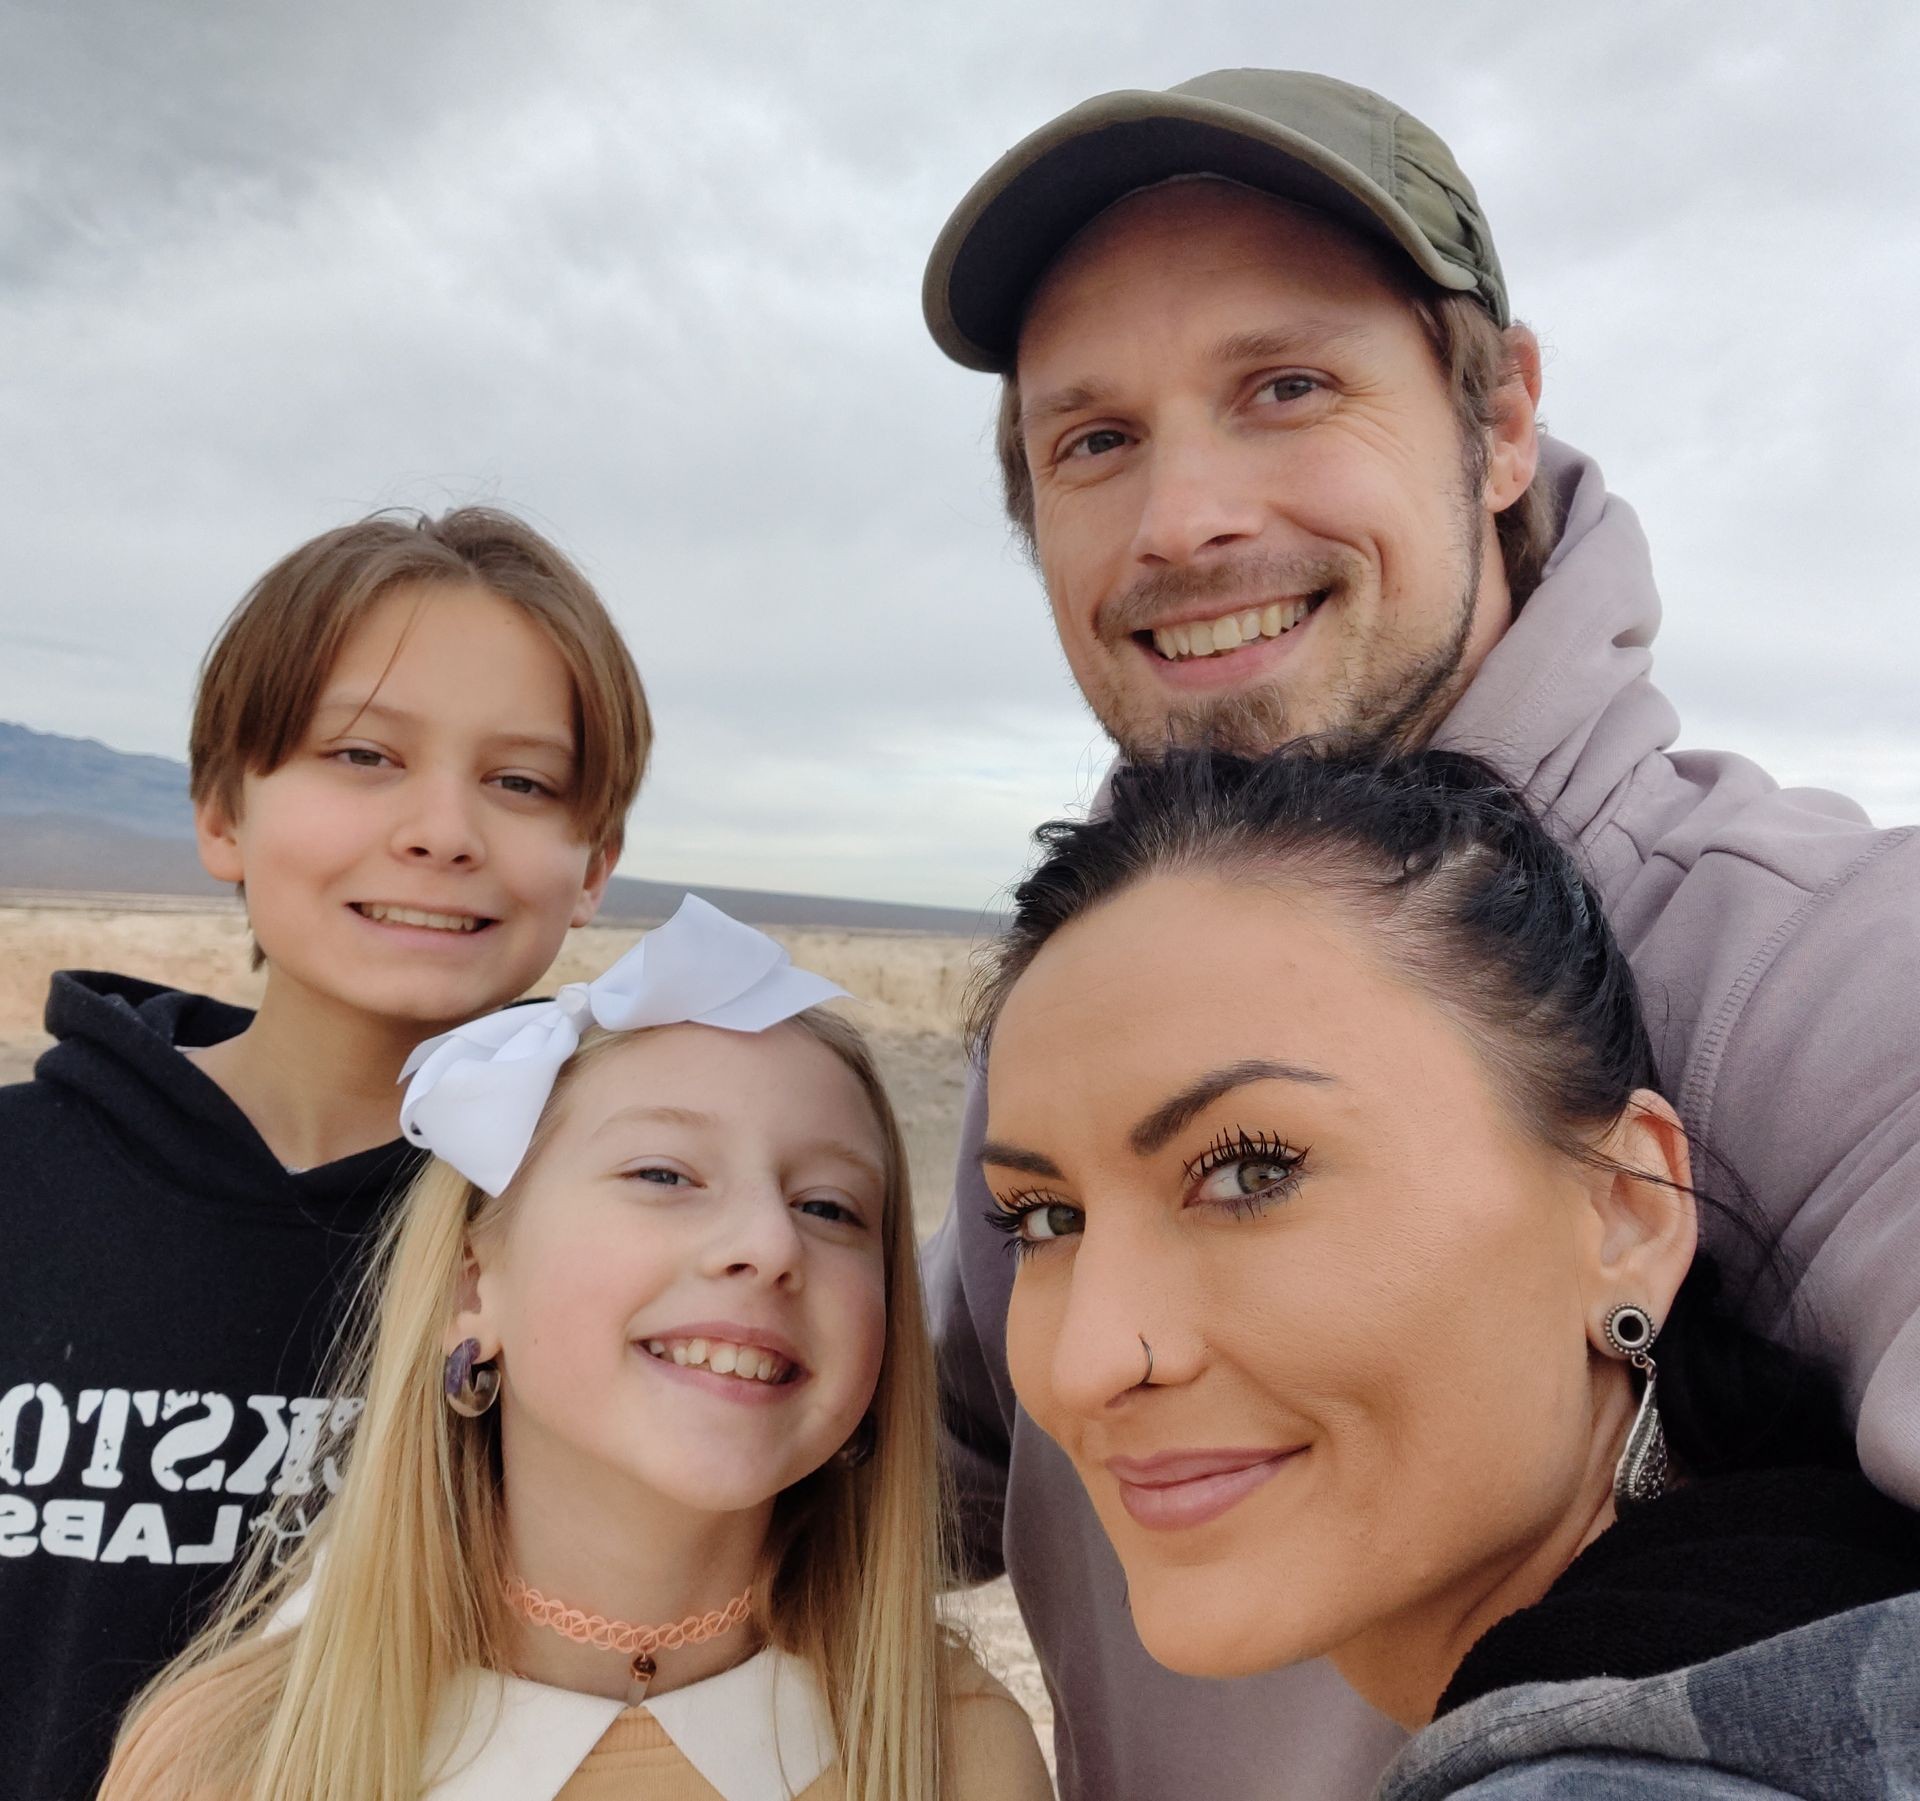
{"left": 996, "top": 875, "right": 1380, "bottom": 1045}
{"left": 986, "top": 873, "right": 1486, "bottom": 1135}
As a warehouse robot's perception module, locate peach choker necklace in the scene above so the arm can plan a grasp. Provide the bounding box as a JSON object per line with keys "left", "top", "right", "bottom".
{"left": 506, "top": 1576, "right": 754, "bottom": 1702}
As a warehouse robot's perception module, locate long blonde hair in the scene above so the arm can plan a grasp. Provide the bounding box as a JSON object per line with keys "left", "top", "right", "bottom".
{"left": 104, "top": 1011, "right": 952, "bottom": 1801}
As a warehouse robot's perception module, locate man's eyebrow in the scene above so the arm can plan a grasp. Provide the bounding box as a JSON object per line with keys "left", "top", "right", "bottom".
{"left": 312, "top": 696, "right": 574, "bottom": 761}
{"left": 1018, "top": 322, "right": 1370, "bottom": 433}
{"left": 1207, "top": 322, "right": 1373, "bottom": 368}
{"left": 1016, "top": 382, "right": 1112, "bottom": 432}
{"left": 1130, "top": 1058, "right": 1335, "bottom": 1156}
{"left": 977, "top": 1140, "right": 1065, "bottom": 1180}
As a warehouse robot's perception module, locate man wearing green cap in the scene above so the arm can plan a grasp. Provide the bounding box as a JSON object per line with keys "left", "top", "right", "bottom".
{"left": 921, "top": 70, "right": 1920, "bottom": 1798}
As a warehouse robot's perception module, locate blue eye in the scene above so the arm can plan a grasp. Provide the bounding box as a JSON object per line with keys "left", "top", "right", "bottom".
{"left": 1255, "top": 374, "right": 1321, "bottom": 406}
{"left": 626, "top": 1165, "right": 690, "bottom": 1187}
{"left": 795, "top": 1194, "right": 862, "bottom": 1227}
{"left": 1062, "top": 427, "right": 1128, "bottom": 461}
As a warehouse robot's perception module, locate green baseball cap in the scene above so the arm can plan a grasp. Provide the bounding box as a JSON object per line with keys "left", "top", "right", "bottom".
{"left": 924, "top": 68, "right": 1510, "bottom": 374}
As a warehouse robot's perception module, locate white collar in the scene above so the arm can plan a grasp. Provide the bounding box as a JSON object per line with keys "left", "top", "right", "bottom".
{"left": 424, "top": 1646, "right": 837, "bottom": 1801}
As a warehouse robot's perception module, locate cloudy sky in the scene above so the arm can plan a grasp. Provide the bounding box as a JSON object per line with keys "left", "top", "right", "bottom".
{"left": 4, "top": 1, "right": 1916, "bottom": 909}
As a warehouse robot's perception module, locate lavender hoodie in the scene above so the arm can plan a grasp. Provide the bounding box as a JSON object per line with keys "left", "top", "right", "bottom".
{"left": 923, "top": 438, "right": 1920, "bottom": 1800}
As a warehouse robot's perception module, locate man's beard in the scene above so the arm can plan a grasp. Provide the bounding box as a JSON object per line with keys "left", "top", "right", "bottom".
{"left": 1076, "top": 464, "right": 1487, "bottom": 762}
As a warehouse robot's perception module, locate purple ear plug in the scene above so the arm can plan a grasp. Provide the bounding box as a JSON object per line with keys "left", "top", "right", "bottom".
{"left": 442, "top": 1338, "right": 500, "bottom": 1417}
{"left": 444, "top": 1337, "right": 481, "bottom": 1401}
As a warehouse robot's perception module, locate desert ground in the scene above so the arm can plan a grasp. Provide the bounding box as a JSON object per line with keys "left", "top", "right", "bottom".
{"left": 0, "top": 893, "right": 1052, "bottom": 1762}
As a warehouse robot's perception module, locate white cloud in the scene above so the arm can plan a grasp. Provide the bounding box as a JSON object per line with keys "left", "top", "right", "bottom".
{"left": 3, "top": 0, "right": 1917, "bottom": 907}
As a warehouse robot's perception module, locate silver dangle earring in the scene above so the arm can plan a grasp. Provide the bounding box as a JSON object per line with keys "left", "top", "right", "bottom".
{"left": 443, "top": 1337, "right": 501, "bottom": 1418}
{"left": 1603, "top": 1303, "right": 1669, "bottom": 1507}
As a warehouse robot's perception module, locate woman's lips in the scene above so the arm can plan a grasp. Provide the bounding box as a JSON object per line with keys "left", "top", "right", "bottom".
{"left": 1107, "top": 1447, "right": 1303, "bottom": 1532}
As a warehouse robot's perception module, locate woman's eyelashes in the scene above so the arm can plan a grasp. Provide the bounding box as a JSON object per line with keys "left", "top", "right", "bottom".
{"left": 987, "top": 1129, "right": 1308, "bottom": 1254}
{"left": 1185, "top": 1128, "right": 1308, "bottom": 1216}
{"left": 985, "top": 1189, "right": 1084, "bottom": 1260}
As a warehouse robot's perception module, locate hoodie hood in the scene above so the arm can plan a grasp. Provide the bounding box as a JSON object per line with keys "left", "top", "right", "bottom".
{"left": 1434, "top": 435, "right": 1682, "bottom": 839}
{"left": 1382, "top": 1588, "right": 1920, "bottom": 1800}
{"left": 29, "top": 968, "right": 416, "bottom": 1222}
{"left": 0, "top": 971, "right": 426, "bottom": 1801}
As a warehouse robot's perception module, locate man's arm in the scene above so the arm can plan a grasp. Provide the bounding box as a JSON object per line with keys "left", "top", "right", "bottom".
{"left": 1689, "top": 832, "right": 1920, "bottom": 1506}
{"left": 923, "top": 1060, "right": 1018, "bottom": 1580}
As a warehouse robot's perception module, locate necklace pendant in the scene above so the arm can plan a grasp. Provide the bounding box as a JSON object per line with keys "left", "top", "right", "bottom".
{"left": 626, "top": 1650, "right": 657, "bottom": 1704}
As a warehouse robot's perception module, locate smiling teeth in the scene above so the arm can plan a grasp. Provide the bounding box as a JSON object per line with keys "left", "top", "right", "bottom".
{"left": 1152, "top": 598, "right": 1313, "bottom": 662}
{"left": 357, "top": 904, "right": 484, "bottom": 933}
{"left": 643, "top": 1337, "right": 792, "bottom": 1383}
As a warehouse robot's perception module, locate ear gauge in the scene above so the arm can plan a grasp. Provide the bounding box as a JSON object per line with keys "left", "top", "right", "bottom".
{"left": 1601, "top": 1304, "right": 1669, "bottom": 1507}
{"left": 1603, "top": 1303, "right": 1655, "bottom": 1364}
{"left": 443, "top": 1338, "right": 502, "bottom": 1418}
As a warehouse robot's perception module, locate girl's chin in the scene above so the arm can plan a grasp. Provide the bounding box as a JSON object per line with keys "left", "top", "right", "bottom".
{"left": 612, "top": 1457, "right": 821, "bottom": 1518}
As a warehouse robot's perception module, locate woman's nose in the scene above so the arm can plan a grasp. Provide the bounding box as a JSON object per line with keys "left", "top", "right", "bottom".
{"left": 1046, "top": 1225, "right": 1186, "bottom": 1417}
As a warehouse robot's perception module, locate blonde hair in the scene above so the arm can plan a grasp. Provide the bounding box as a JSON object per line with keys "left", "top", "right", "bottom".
{"left": 189, "top": 506, "right": 652, "bottom": 857}
{"left": 103, "top": 1012, "right": 953, "bottom": 1801}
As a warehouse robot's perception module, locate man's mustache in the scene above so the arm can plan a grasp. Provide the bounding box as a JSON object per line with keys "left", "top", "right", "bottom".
{"left": 1094, "top": 551, "right": 1361, "bottom": 645}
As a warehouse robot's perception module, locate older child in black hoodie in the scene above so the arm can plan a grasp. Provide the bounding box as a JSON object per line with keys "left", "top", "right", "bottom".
{"left": 0, "top": 508, "right": 649, "bottom": 1800}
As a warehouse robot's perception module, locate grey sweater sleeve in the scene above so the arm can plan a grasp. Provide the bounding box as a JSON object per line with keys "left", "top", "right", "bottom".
{"left": 923, "top": 1058, "right": 1015, "bottom": 1580}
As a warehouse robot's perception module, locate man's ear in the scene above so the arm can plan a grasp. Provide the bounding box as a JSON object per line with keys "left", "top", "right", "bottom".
{"left": 1579, "top": 1090, "right": 1698, "bottom": 1339}
{"left": 194, "top": 793, "right": 245, "bottom": 886}
{"left": 571, "top": 836, "right": 619, "bottom": 929}
{"left": 1484, "top": 324, "right": 1543, "bottom": 514}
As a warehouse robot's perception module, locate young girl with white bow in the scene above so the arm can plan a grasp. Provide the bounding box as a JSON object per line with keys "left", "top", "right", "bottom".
{"left": 102, "top": 899, "right": 1052, "bottom": 1801}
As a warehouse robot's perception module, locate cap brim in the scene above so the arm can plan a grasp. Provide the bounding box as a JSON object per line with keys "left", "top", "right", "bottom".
{"left": 924, "top": 88, "right": 1479, "bottom": 374}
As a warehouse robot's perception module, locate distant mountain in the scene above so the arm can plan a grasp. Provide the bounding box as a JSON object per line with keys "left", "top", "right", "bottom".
{"left": 0, "top": 721, "right": 1000, "bottom": 935}
{"left": 0, "top": 721, "right": 198, "bottom": 837}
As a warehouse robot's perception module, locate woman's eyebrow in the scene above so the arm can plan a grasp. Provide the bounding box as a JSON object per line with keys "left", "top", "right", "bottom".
{"left": 977, "top": 1141, "right": 1064, "bottom": 1180}
{"left": 1130, "top": 1059, "right": 1335, "bottom": 1156}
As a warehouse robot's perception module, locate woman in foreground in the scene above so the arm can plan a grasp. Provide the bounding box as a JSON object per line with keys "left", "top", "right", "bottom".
{"left": 105, "top": 898, "right": 1050, "bottom": 1801}
{"left": 973, "top": 749, "right": 1920, "bottom": 1797}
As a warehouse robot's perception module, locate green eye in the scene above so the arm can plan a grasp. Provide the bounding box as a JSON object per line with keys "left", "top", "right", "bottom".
{"left": 984, "top": 1194, "right": 1084, "bottom": 1260}
{"left": 1187, "top": 1130, "right": 1307, "bottom": 1215}
{"left": 1024, "top": 1202, "right": 1084, "bottom": 1241}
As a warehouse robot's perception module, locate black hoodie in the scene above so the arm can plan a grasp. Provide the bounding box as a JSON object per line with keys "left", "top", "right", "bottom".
{"left": 0, "top": 971, "right": 422, "bottom": 1801}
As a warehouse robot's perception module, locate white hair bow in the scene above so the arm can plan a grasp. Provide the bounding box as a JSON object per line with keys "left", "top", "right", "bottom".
{"left": 398, "top": 895, "right": 848, "bottom": 1196}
